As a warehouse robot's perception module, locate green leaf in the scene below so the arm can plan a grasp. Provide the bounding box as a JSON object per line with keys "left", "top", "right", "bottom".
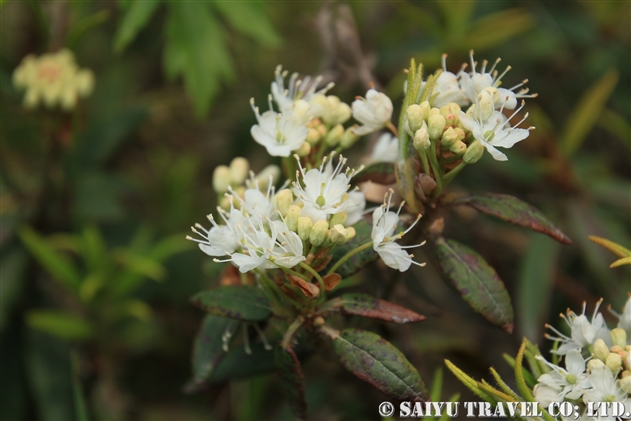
{"left": 19, "top": 227, "right": 81, "bottom": 292}
{"left": 189, "top": 315, "right": 238, "bottom": 390}
{"left": 434, "top": 238, "right": 514, "bottom": 333}
{"left": 113, "top": 0, "right": 160, "bottom": 53}
{"left": 561, "top": 69, "right": 619, "bottom": 157}
{"left": 0, "top": 247, "right": 28, "bottom": 331}
{"left": 588, "top": 235, "right": 631, "bottom": 259}
{"left": 208, "top": 341, "right": 277, "bottom": 383}
{"left": 452, "top": 193, "right": 572, "bottom": 244}
{"left": 323, "top": 293, "right": 425, "bottom": 323}
{"left": 80, "top": 225, "right": 107, "bottom": 274}
{"left": 275, "top": 346, "right": 307, "bottom": 421}
{"left": 332, "top": 328, "right": 428, "bottom": 402}
{"left": 467, "top": 9, "right": 534, "bottom": 51}
{"left": 26, "top": 311, "right": 94, "bottom": 341}
{"left": 71, "top": 352, "right": 89, "bottom": 421}
{"left": 325, "top": 220, "right": 378, "bottom": 278}
{"left": 353, "top": 162, "right": 396, "bottom": 185}
{"left": 66, "top": 9, "right": 110, "bottom": 49}
{"left": 212, "top": 2, "right": 281, "bottom": 48}
{"left": 191, "top": 286, "right": 272, "bottom": 322}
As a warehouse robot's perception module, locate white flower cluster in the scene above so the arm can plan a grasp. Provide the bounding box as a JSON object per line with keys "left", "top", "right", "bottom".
{"left": 13, "top": 49, "right": 94, "bottom": 110}
{"left": 533, "top": 297, "right": 631, "bottom": 419}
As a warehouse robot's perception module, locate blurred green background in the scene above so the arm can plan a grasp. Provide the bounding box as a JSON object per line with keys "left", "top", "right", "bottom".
{"left": 1, "top": 1, "right": 629, "bottom": 420}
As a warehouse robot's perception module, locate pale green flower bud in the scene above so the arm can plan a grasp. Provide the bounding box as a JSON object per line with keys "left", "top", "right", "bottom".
{"left": 229, "top": 157, "right": 250, "bottom": 185}
{"left": 428, "top": 107, "right": 440, "bottom": 116}
{"left": 307, "top": 128, "right": 321, "bottom": 145}
{"left": 428, "top": 113, "right": 446, "bottom": 141}
{"left": 441, "top": 127, "right": 458, "bottom": 148}
{"left": 593, "top": 339, "right": 610, "bottom": 361}
{"left": 275, "top": 189, "right": 294, "bottom": 217}
{"left": 450, "top": 140, "right": 467, "bottom": 155}
{"left": 606, "top": 352, "right": 622, "bottom": 373}
{"left": 419, "top": 101, "right": 431, "bottom": 119}
{"left": 293, "top": 99, "right": 311, "bottom": 121}
{"left": 296, "top": 142, "right": 311, "bottom": 157}
{"left": 588, "top": 358, "right": 606, "bottom": 371}
{"left": 324, "top": 124, "right": 344, "bottom": 147}
{"left": 212, "top": 165, "right": 232, "bottom": 194}
{"left": 219, "top": 195, "right": 231, "bottom": 211}
{"left": 611, "top": 328, "right": 627, "bottom": 348}
{"left": 413, "top": 122, "right": 430, "bottom": 152}
{"left": 297, "top": 217, "right": 313, "bottom": 241}
{"left": 477, "top": 90, "right": 494, "bottom": 121}
{"left": 340, "top": 128, "right": 359, "bottom": 149}
{"left": 483, "top": 87, "right": 500, "bottom": 105}
{"left": 440, "top": 103, "right": 461, "bottom": 126}
{"left": 286, "top": 205, "right": 302, "bottom": 232}
{"left": 255, "top": 165, "right": 281, "bottom": 190}
{"left": 620, "top": 374, "right": 631, "bottom": 393}
{"left": 345, "top": 227, "right": 356, "bottom": 241}
{"left": 462, "top": 140, "right": 485, "bottom": 164}
{"left": 454, "top": 127, "right": 466, "bottom": 141}
{"left": 406, "top": 104, "right": 425, "bottom": 132}
{"left": 329, "top": 212, "right": 348, "bottom": 227}
{"left": 310, "top": 220, "right": 329, "bottom": 246}
{"left": 328, "top": 224, "right": 348, "bottom": 245}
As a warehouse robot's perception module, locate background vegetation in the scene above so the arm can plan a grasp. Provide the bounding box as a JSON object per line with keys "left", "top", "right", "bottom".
{"left": 1, "top": 1, "right": 629, "bottom": 420}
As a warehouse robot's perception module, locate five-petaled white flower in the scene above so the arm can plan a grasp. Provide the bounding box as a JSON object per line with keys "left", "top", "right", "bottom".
{"left": 535, "top": 350, "right": 592, "bottom": 402}
{"left": 429, "top": 54, "right": 469, "bottom": 107}
{"left": 250, "top": 98, "right": 308, "bottom": 157}
{"left": 351, "top": 89, "right": 393, "bottom": 136}
{"left": 271, "top": 65, "right": 333, "bottom": 112}
{"left": 187, "top": 200, "right": 247, "bottom": 257}
{"left": 583, "top": 366, "right": 631, "bottom": 420}
{"left": 371, "top": 191, "right": 425, "bottom": 272}
{"left": 610, "top": 295, "right": 631, "bottom": 337}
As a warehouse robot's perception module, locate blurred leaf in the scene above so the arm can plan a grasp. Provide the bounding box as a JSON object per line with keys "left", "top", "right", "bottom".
{"left": 325, "top": 220, "right": 378, "bottom": 278}
{"left": 164, "top": 2, "right": 233, "bottom": 117}
{"left": 113, "top": 0, "right": 160, "bottom": 53}
{"left": 434, "top": 238, "right": 514, "bottom": 333}
{"left": 467, "top": 9, "right": 534, "bottom": 51}
{"left": 588, "top": 235, "right": 631, "bottom": 259}
{"left": 597, "top": 108, "right": 631, "bottom": 149}
{"left": 1, "top": 321, "right": 27, "bottom": 421}
{"left": 75, "top": 172, "right": 128, "bottom": 222}
{"left": 80, "top": 225, "right": 107, "bottom": 274}
{"left": 332, "top": 328, "right": 428, "bottom": 402}
{"left": 275, "top": 346, "right": 307, "bottom": 421}
{"left": 212, "top": 2, "right": 281, "bottom": 48}
{"left": 19, "top": 227, "right": 81, "bottom": 292}
{"left": 191, "top": 286, "right": 272, "bottom": 322}
{"left": 188, "top": 315, "right": 238, "bottom": 390}
{"left": 353, "top": 162, "right": 396, "bottom": 185}
{"left": 115, "top": 251, "right": 167, "bottom": 282}
{"left": 561, "top": 69, "right": 619, "bottom": 157}
{"left": 323, "top": 293, "right": 425, "bottom": 324}
{"left": 209, "top": 341, "right": 277, "bottom": 383}
{"left": 452, "top": 193, "right": 572, "bottom": 244}
{"left": 517, "top": 233, "right": 561, "bottom": 341}
{"left": 71, "top": 353, "right": 89, "bottom": 421}
{"left": 66, "top": 9, "right": 110, "bottom": 49}
{"left": 611, "top": 256, "right": 631, "bottom": 268}
{"left": 0, "top": 247, "right": 27, "bottom": 331}
{"left": 26, "top": 311, "right": 94, "bottom": 341}
{"left": 148, "top": 234, "right": 192, "bottom": 261}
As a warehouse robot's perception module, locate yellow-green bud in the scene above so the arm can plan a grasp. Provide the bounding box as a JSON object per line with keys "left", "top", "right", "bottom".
{"left": 229, "top": 157, "right": 250, "bottom": 185}
{"left": 345, "top": 227, "right": 356, "bottom": 241}
{"left": 441, "top": 127, "right": 458, "bottom": 148}
{"left": 413, "top": 122, "right": 430, "bottom": 152}
{"left": 313, "top": 95, "right": 352, "bottom": 126}
{"left": 440, "top": 103, "right": 461, "bottom": 126}
{"left": 477, "top": 90, "right": 494, "bottom": 121}
{"left": 296, "top": 141, "right": 311, "bottom": 157}
{"left": 483, "top": 87, "right": 500, "bottom": 105}
{"left": 275, "top": 189, "right": 293, "bottom": 217}
{"left": 297, "top": 217, "right": 313, "bottom": 241}
{"left": 594, "top": 339, "right": 610, "bottom": 361}
{"left": 611, "top": 328, "right": 627, "bottom": 348}
{"left": 255, "top": 165, "right": 281, "bottom": 190}
{"left": 310, "top": 220, "right": 329, "bottom": 246}
{"left": 621, "top": 374, "right": 631, "bottom": 393}
{"left": 462, "top": 140, "right": 485, "bottom": 164}
{"left": 419, "top": 101, "right": 431, "bottom": 119}
{"left": 455, "top": 127, "right": 466, "bottom": 141}
{"left": 324, "top": 124, "right": 344, "bottom": 147}
{"left": 328, "top": 224, "right": 348, "bottom": 245}
{"left": 427, "top": 113, "right": 446, "bottom": 141}
{"left": 212, "top": 165, "right": 231, "bottom": 194}
{"left": 307, "top": 128, "right": 321, "bottom": 145}
{"left": 588, "top": 358, "right": 605, "bottom": 371}
{"left": 406, "top": 104, "right": 425, "bottom": 133}
{"left": 340, "top": 128, "right": 359, "bottom": 149}
{"left": 606, "top": 352, "right": 622, "bottom": 373}
{"left": 286, "top": 205, "right": 302, "bottom": 232}
{"left": 292, "top": 99, "right": 311, "bottom": 121}
{"left": 450, "top": 140, "right": 467, "bottom": 155}
{"left": 329, "top": 212, "right": 348, "bottom": 227}
{"left": 219, "top": 195, "right": 231, "bottom": 210}
{"left": 317, "top": 123, "right": 327, "bottom": 137}
{"left": 428, "top": 107, "right": 440, "bottom": 116}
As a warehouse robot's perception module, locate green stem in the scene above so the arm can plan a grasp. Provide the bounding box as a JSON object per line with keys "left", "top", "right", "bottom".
{"left": 298, "top": 262, "right": 325, "bottom": 301}
{"left": 419, "top": 149, "right": 430, "bottom": 176}
{"left": 281, "top": 267, "right": 310, "bottom": 283}
{"left": 255, "top": 269, "right": 301, "bottom": 310}
{"left": 281, "top": 316, "right": 304, "bottom": 349}
{"left": 326, "top": 241, "right": 374, "bottom": 276}
{"left": 441, "top": 161, "right": 467, "bottom": 188}
{"left": 428, "top": 143, "right": 443, "bottom": 200}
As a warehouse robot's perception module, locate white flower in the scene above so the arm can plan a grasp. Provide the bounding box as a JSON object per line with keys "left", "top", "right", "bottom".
{"left": 371, "top": 191, "right": 425, "bottom": 272}
{"left": 351, "top": 89, "right": 393, "bottom": 136}
{"left": 271, "top": 65, "right": 333, "bottom": 112}
{"left": 546, "top": 299, "right": 612, "bottom": 355}
{"left": 369, "top": 133, "right": 399, "bottom": 164}
{"left": 583, "top": 366, "right": 631, "bottom": 420}
{"left": 459, "top": 101, "right": 533, "bottom": 161}
{"left": 268, "top": 220, "right": 305, "bottom": 269}
{"left": 535, "top": 350, "right": 592, "bottom": 401}
{"left": 292, "top": 154, "right": 361, "bottom": 223}
{"left": 610, "top": 295, "right": 631, "bottom": 337}
{"left": 533, "top": 383, "right": 562, "bottom": 408}
{"left": 429, "top": 54, "right": 468, "bottom": 107}
{"left": 250, "top": 98, "right": 308, "bottom": 157}
{"left": 187, "top": 204, "right": 247, "bottom": 257}
{"left": 345, "top": 191, "right": 367, "bottom": 226}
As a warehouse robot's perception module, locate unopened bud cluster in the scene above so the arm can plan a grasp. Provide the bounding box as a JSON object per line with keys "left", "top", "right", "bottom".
{"left": 212, "top": 157, "right": 280, "bottom": 210}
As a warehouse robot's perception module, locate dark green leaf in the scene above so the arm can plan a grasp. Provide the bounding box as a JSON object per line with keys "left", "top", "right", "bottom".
{"left": 212, "top": 2, "right": 281, "bottom": 48}
{"left": 434, "top": 238, "right": 514, "bottom": 333}
{"left": 66, "top": 10, "right": 110, "bottom": 49}
{"left": 26, "top": 311, "right": 94, "bottom": 341}
{"left": 452, "top": 193, "right": 571, "bottom": 244}
{"left": 190, "top": 315, "right": 239, "bottom": 389}
{"left": 332, "top": 328, "right": 428, "bottom": 402}
{"left": 353, "top": 162, "right": 396, "bottom": 185}
{"left": 0, "top": 247, "right": 27, "bottom": 331}
{"left": 209, "top": 342, "right": 276, "bottom": 383}
{"left": 71, "top": 352, "right": 89, "bottom": 421}
{"left": 113, "top": 0, "right": 160, "bottom": 53}
{"left": 275, "top": 346, "right": 307, "bottom": 421}
{"left": 324, "top": 293, "right": 425, "bottom": 323}
{"left": 326, "top": 220, "right": 378, "bottom": 278}
{"left": 191, "top": 286, "right": 272, "bottom": 322}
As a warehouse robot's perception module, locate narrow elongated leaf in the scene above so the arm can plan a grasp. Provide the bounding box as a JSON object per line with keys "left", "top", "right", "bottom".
{"left": 190, "top": 315, "right": 239, "bottom": 389}
{"left": 325, "top": 220, "right": 378, "bottom": 278}
{"left": 588, "top": 235, "right": 631, "bottom": 258}
{"left": 435, "top": 238, "right": 514, "bottom": 333}
{"left": 275, "top": 346, "right": 307, "bottom": 421}
{"left": 332, "top": 328, "right": 428, "bottom": 402}
{"left": 113, "top": 0, "right": 160, "bottom": 52}
{"left": 325, "top": 293, "right": 425, "bottom": 323}
{"left": 452, "top": 193, "right": 571, "bottom": 244}
{"left": 354, "top": 162, "right": 396, "bottom": 185}
{"left": 467, "top": 9, "right": 534, "bottom": 51}
{"left": 26, "top": 311, "right": 94, "bottom": 341}
{"left": 190, "top": 286, "right": 272, "bottom": 322}
{"left": 212, "top": 2, "right": 281, "bottom": 47}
